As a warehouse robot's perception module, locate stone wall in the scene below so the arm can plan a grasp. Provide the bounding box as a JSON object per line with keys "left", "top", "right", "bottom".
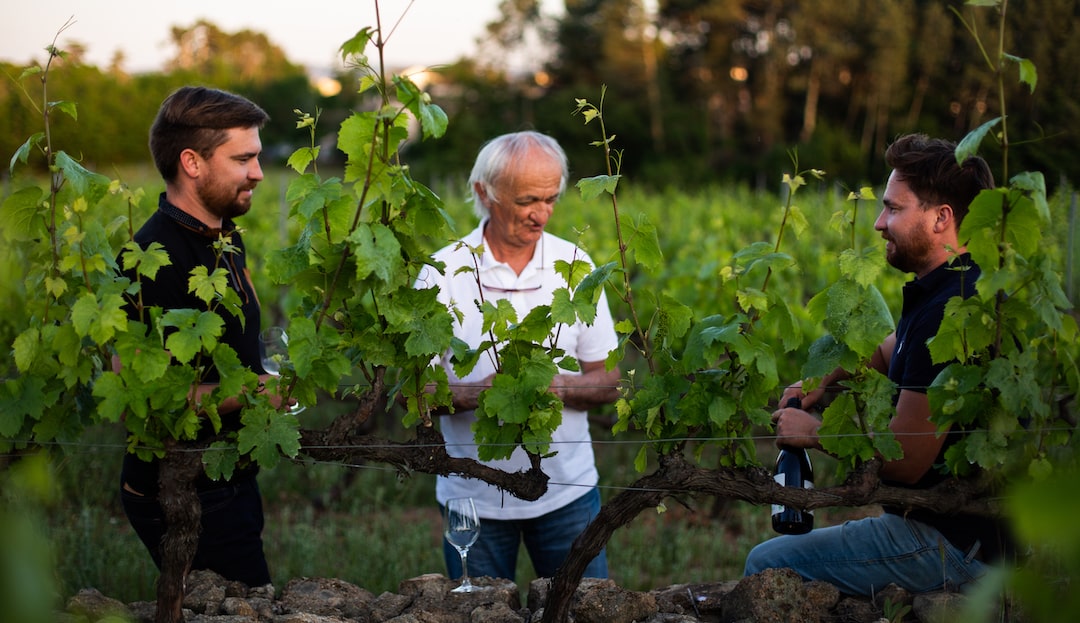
{"left": 62, "top": 568, "right": 981, "bottom": 623}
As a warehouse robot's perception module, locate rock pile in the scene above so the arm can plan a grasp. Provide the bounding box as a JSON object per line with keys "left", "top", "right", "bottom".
{"left": 62, "top": 567, "right": 978, "bottom": 623}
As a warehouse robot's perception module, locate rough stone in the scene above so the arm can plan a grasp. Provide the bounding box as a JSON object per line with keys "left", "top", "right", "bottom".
{"left": 279, "top": 577, "right": 375, "bottom": 621}
{"left": 65, "top": 587, "right": 133, "bottom": 621}
{"left": 369, "top": 591, "right": 413, "bottom": 620}
{"left": 911, "top": 591, "right": 969, "bottom": 623}
{"left": 652, "top": 580, "right": 738, "bottom": 618}
{"left": 469, "top": 601, "right": 526, "bottom": 623}
{"left": 721, "top": 567, "right": 824, "bottom": 623}
{"left": 184, "top": 570, "right": 229, "bottom": 614}
{"left": 571, "top": 580, "right": 657, "bottom": 623}
{"left": 834, "top": 596, "right": 882, "bottom": 623}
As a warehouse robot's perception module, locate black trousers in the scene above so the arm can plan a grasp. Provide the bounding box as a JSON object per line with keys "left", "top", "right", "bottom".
{"left": 120, "top": 476, "right": 271, "bottom": 587}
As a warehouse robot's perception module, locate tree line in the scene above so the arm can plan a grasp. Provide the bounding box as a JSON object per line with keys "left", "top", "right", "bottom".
{"left": 3, "top": 1, "right": 1077, "bottom": 191}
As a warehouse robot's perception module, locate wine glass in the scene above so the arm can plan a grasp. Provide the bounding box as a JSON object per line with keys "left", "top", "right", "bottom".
{"left": 443, "top": 497, "right": 481, "bottom": 593}
{"left": 259, "top": 326, "right": 305, "bottom": 414}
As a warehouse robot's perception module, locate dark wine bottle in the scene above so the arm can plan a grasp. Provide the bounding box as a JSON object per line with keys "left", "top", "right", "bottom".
{"left": 771, "top": 396, "right": 814, "bottom": 534}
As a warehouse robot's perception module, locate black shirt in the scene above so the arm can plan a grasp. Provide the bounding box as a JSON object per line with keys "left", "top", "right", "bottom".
{"left": 120, "top": 193, "right": 262, "bottom": 494}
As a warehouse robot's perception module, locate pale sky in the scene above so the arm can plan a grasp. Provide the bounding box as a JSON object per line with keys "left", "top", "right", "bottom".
{"left": 1, "top": 1, "right": 560, "bottom": 74}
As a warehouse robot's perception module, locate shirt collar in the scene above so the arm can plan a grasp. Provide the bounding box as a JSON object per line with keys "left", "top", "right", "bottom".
{"left": 157, "top": 192, "right": 234, "bottom": 239}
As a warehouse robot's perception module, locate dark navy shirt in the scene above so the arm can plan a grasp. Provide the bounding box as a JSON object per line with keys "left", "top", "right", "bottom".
{"left": 883, "top": 254, "right": 1012, "bottom": 559}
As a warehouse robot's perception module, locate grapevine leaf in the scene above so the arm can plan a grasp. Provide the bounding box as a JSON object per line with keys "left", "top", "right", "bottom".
{"left": 555, "top": 258, "right": 598, "bottom": 291}
{"left": 818, "top": 393, "right": 876, "bottom": 465}
{"left": 682, "top": 315, "right": 742, "bottom": 370}
{"left": 838, "top": 247, "right": 884, "bottom": 288}
{"left": 656, "top": 294, "right": 694, "bottom": 346}
{"left": 54, "top": 151, "right": 109, "bottom": 205}
{"left": 1009, "top": 170, "right": 1049, "bottom": 223}
{"left": 787, "top": 204, "right": 810, "bottom": 238}
{"left": 339, "top": 27, "right": 373, "bottom": 61}
{"left": 818, "top": 278, "right": 894, "bottom": 359}
{"left": 238, "top": 404, "right": 301, "bottom": 469}
{"left": 802, "top": 334, "right": 858, "bottom": 381}
{"left": 49, "top": 100, "right": 78, "bottom": 120}
{"left": 203, "top": 441, "right": 240, "bottom": 481}
{"left": 418, "top": 100, "right": 448, "bottom": 139}
{"left": 91, "top": 372, "right": 128, "bottom": 423}
{"left": 757, "top": 291, "right": 801, "bottom": 352}
{"left": 9, "top": 132, "right": 44, "bottom": 173}
{"left": 188, "top": 266, "right": 229, "bottom": 305}
{"left": 12, "top": 327, "right": 41, "bottom": 374}
{"left": 286, "top": 147, "right": 319, "bottom": 175}
{"left": 1003, "top": 53, "right": 1037, "bottom": 93}
{"left": 956, "top": 118, "right": 1001, "bottom": 164}
{"left": 120, "top": 240, "right": 171, "bottom": 280}
{"left": 0, "top": 186, "right": 44, "bottom": 242}
{"left": 0, "top": 377, "right": 42, "bottom": 434}
{"left": 633, "top": 445, "right": 648, "bottom": 472}
{"left": 621, "top": 214, "right": 663, "bottom": 272}
{"left": 573, "top": 262, "right": 617, "bottom": 323}
{"left": 400, "top": 289, "right": 454, "bottom": 358}
{"left": 474, "top": 413, "right": 523, "bottom": 461}
{"left": 515, "top": 305, "right": 557, "bottom": 344}
{"left": 481, "top": 299, "right": 518, "bottom": 340}
{"left": 550, "top": 289, "right": 576, "bottom": 325}
{"left": 286, "top": 173, "right": 343, "bottom": 221}
{"left": 576, "top": 175, "right": 620, "bottom": 200}
{"left": 349, "top": 222, "right": 403, "bottom": 283}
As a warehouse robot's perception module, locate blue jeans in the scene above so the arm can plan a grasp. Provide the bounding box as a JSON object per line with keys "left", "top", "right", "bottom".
{"left": 121, "top": 476, "right": 271, "bottom": 587}
{"left": 743, "top": 512, "right": 988, "bottom": 596}
{"left": 442, "top": 487, "right": 607, "bottom": 581}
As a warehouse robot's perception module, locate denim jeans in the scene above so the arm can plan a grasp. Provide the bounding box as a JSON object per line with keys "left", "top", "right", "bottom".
{"left": 121, "top": 476, "right": 271, "bottom": 587}
{"left": 442, "top": 487, "right": 607, "bottom": 581}
{"left": 743, "top": 512, "right": 988, "bottom": 596}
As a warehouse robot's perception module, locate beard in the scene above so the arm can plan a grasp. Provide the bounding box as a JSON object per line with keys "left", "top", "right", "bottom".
{"left": 885, "top": 223, "right": 935, "bottom": 274}
{"left": 198, "top": 170, "right": 255, "bottom": 221}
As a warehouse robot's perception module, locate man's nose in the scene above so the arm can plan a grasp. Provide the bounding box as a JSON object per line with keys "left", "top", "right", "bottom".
{"left": 250, "top": 159, "right": 265, "bottom": 182}
{"left": 873, "top": 207, "right": 886, "bottom": 230}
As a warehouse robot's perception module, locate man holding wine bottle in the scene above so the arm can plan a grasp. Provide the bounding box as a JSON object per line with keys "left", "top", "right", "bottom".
{"left": 744, "top": 134, "right": 1012, "bottom": 596}
{"left": 417, "top": 131, "right": 620, "bottom": 582}
{"left": 118, "top": 86, "right": 291, "bottom": 588}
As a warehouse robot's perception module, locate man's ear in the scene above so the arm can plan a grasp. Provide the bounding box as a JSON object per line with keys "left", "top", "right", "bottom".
{"left": 933, "top": 204, "right": 954, "bottom": 233}
{"left": 178, "top": 148, "right": 201, "bottom": 179}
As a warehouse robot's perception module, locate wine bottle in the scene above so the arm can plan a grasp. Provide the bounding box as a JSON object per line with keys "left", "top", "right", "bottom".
{"left": 771, "top": 396, "right": 814, "bottom": 534}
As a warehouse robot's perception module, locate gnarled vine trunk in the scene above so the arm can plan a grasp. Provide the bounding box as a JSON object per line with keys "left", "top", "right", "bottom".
{"left": 155, "top": 440, "right": 205, "bottom": 623}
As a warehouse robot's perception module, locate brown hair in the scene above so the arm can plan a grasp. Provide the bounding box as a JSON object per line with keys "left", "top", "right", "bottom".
{"left": 149, "top": 86, "right": 269, "bottom": 182}
{"left": 884, "top": 133, "right": 995, "bottom": 225}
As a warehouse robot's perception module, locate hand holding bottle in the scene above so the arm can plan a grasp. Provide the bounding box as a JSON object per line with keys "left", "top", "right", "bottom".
{"left": 771, "top": 396, "right": 815, "bottom": 535}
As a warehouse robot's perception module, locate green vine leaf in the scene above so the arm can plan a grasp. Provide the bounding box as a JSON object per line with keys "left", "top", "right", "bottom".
{"left": 54, "top": 151, "right": 109, "bottom": 205}
{"left": 9, "top": 132, "right": 43, "bottom": 173}
{"left": 1004, "top": 53, "right": 1038, "bottom": 93}
{"left": 0, "top": 186, "right": 45, "bottom": 242}
{"left": 956, "top": 117, "right": 1002, "bottom": 164}
{"left": 576, "top": 174, "right": 620, "bottom": 200}
{"left": 237, "top": 404, "right": 301, "bottom": 469}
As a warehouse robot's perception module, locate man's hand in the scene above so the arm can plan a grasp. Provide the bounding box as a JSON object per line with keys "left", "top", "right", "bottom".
{"left": 771, "top": 404, "right": 822, "bottom": 450}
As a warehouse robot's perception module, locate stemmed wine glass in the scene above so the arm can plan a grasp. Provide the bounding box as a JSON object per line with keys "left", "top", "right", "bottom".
{"left": 443, "top": 497, "right": 481, "bottom": 593}
{"left": 259, "top": 326, "right": 305, "bottom": 414}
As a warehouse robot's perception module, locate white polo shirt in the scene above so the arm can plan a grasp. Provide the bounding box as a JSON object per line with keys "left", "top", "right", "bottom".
{"left": 417, "top": 221, "right": 618, "bottom": 520}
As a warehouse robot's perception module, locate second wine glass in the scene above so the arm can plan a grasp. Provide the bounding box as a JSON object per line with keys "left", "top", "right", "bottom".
{"left": 259, "top": 326, "right": 304, "bottom": 414}
{"left": 443, "top": 497, "right": 481, "bottom": 593}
